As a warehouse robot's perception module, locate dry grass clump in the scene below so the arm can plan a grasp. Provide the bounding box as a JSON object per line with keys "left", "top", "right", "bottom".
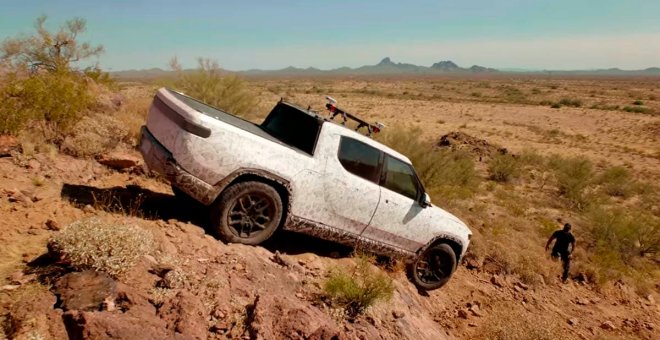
{"left": 323, "top": 257, "right": 394, "bottom": 318}
{"left": 48, "top": 218, "right": 154, "bottom": 277}
{"left": 60, "top": 113, "right": 128, "bottom": 157}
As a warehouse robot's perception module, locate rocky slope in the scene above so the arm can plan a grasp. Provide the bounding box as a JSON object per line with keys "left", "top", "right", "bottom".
{"left": 0, "top": 148, "right": 658, "bottom": 339}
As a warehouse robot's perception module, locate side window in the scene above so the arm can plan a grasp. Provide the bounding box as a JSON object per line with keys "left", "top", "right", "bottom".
{"left": 382, "top": 155, "right": 419, "bottom": 200}
{"left": 338, "top": 137, "right": 381, "bottom": 183}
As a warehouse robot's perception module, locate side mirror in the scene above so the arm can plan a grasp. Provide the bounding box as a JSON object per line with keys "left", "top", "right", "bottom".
{"left": 421, "top": 193, "right": 432, "bottom": 208}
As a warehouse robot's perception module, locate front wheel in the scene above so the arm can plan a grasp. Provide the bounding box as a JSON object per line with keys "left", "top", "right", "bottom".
{"left": 211, "top": 181, "right": 283, "bottom": 245}
{"left": 408, "top": 243, "right": 457, "bottom": 290}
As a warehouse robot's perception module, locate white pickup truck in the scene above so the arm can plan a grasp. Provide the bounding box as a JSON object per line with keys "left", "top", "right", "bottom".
{"left": 139, "top": 88, "right": 472, "bottom": 289}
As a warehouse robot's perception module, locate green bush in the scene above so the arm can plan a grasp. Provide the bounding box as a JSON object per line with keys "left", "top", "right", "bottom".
{"left": 588, "top": 208, "right": 659, "bottom": 262}
{"left": 488, "top": 154, "right": 520, "bottom": 182}
{"left": 558, "top": 98, "right": 582, "bottom": 107}
{"left": 0, "top": 16, "right": 103, "bottom": 137}
{"left": 597, "top": 166, "right": 632, "bottom": 197}
{"left": 623, "top": 105, "right": 653, "bottom": 114}
{"left": 48, "top": 218, "right": 154, "bottom": 277}
{"left": 167, "top": 58, "right": 258, "bottom": 118}
{"left": 549, "top": 156, "right": 593, "bottom": 210}
{"left": 377, "top": 127, "right": 478, "bottom": 199}
{"left": 0, "top": 70, "right": 93, "bottom": 136}
{"left": 323, "top": 257, "right": 394, "bottom": 317}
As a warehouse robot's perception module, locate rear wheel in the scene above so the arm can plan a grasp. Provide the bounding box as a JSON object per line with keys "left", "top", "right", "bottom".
{"left": 211, "top": 181, "right": 283, "bottom": 245}
{"left": 408, "top": 243, "right": 457, "bottom": 290}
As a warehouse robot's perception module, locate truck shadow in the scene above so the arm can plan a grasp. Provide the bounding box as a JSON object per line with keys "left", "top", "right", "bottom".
{"left": 60, "top": 183, "right": 352, "bottom": 259}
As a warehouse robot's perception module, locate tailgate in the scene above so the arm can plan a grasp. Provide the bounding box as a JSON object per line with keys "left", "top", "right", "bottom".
{"left": 145, "top": 88, "right": 211, "bottom": 156}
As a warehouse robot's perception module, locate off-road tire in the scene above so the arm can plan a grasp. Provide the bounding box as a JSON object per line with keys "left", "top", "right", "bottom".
{"left": 408, "top": 243, "right": 457, "bottom": 291}
{"left": 211, "top": 181, "right": 283, "bottom": 245}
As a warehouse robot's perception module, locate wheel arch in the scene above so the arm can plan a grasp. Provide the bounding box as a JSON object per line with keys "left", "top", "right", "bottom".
{"left": 213, "top": 168, "right": 294, "bottom": 225}
{"left": 420, "top": 234, "right": 464, "bottom": 262}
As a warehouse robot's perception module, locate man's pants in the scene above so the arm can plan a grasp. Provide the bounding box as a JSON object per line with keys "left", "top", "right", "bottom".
{"left": 551, "top": 250, "right": 571, "bottom": 281}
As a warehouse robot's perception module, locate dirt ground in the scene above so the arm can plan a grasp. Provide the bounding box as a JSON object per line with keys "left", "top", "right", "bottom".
{"left": 0, "top": 75, "right": 658, "bottom": 339}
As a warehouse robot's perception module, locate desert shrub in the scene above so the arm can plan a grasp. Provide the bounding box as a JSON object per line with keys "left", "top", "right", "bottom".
{"left": 550, "top": 102, "right": 561, "bottom": 109}
{"left": 377, "top": 127, "right": 477, "bottom": 199}
{"left": 48, "top": 218, "right": 154, "bottom": 277}
{"left": 548, "top": 155, "right": 593, "bottom": 210}
{"left": 597, "top": 166, "right": 633, "bottom": 197}
{"left": 588, "top": 208, "right": 659, "bottom": 262}
{"left": 558, "top": 98, "right": 582, "bottom": 107}
{"left": 60, "top": 113, "right": 128, "bottom": 157}
{"left": 488, "top": 154, "right": 520, "bottom": 182}
{"left": 623, "top": 105, "right": 653, "bottom": 114}
{"left": 632, "top": 100, "right": 644, "bottom": 106}
{"left": 0, "top": 70, "right": 93, "bottom": 136}
{"left": 0, "top": 16, "right": 104, "bottom": 137}
{"left": 323, "top": 257, "right": 394, "bottom": 317}
{"left": 167, "top": 58, "right": 258, "bottom": 118}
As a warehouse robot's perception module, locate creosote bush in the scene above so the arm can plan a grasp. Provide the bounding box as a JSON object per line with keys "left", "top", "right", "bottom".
{"left": 48, "top": 218, "right": 154, "bottom": 277}
{"left": 167, "top": 57, "right": 258, "bottom": 118}
{"left": 597, "top": 166, "right": 632, "bottom": 197}
{"left": 323, "top": 257, "right": 394, "bottom": 318}
{"left": 488, "top": 153, "right": 520, "bottom": 182}
{"left": 0, "top": 16, "right": 105, "bottom": 137}
{"left": 548, "top": 155, "right": 593, "bottom": 210}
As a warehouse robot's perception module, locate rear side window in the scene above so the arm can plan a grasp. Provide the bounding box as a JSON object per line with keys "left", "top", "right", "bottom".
{"left": 382, "top": 155, "right": 419, "bottom": 199}
{"left": 338, "top": 137, "right": 381, "bottom": 183}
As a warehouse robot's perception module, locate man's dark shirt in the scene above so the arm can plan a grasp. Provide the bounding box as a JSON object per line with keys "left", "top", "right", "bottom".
{"left": 551, "top": 230, "right": 575, "bottom": 253}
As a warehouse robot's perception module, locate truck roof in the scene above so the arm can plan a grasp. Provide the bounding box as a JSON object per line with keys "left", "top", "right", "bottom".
{"left": 280, "top": 101, "right": 412, "bottom": 164}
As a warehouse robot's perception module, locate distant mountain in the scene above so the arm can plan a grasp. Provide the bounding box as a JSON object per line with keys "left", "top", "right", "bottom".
{"left": 431, "top": 60, "right": 459, "bottom": 71}
{"left": 110, "top": 58, "right": 660, "bottom": 79}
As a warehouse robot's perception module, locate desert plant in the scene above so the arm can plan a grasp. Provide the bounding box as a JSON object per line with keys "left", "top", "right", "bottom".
{"left": 558, "top": 98, "right": 582, "bottom": 107}
{"left": 549, "top": 156, "right": 593, "bottom": 210}
{"left": 1, "top": 16, "right": 103, "bottom": 72}
{"left": 323, "top": 257, "right": 394, "bottom": 317}
{"left": 48, "top": 218, "right": 153, "bottom": 277}
{"left": 168, "top": 57, "right": 258, "bottom": 118}
{"left": 597, "top": 166, "right": 633, "bottom": 197}
{"left": 0, "top": 70, "right": 93, "bottom": 136}
{"left": 623, "top": 105, "right": 653, "bottom": 114}
{"left": 588, "top": 208, "right": 660, "bottom": 261}
{"left": 488, "top": 153, "right": 520, "bottom": 182}
{"left": 0, "top": 16, "right": 105, "bottom": 137}
{"left": 60, "top": 113, "right": 128, "bottom": 157}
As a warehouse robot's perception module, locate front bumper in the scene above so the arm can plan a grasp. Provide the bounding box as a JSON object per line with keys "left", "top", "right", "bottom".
{"left": 139, "top": 126, "right": 218, "bottom": 205}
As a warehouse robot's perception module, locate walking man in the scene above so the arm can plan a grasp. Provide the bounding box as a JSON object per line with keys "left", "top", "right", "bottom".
{"left": 545, "top": 223, "right": 576, "bottom": 282}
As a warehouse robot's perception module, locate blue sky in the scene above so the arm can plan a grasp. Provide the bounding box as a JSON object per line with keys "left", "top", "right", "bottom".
{"left": 1, "top": 0, "right": 659, "bottom": 71}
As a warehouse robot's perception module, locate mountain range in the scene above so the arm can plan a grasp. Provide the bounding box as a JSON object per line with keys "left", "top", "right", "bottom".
{"left": 110, "top": 58, "right": 660, "bottom": 79}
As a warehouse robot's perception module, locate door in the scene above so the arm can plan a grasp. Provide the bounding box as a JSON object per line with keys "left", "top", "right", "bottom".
{"left": 362, "top": 154, "right": 425, "bottom": 252}
{"left": 323, "top": 136, "right": 382, "bottom": 235}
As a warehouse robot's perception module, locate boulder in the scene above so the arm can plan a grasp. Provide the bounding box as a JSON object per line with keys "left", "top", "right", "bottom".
{"left": 248, "top": 294, "right": 343, "bottom": 340}
{"left": 63, "top": 310, "right": 170, "bottom": 340}
{"left": 158, "top": 291, "right": 208, "bottom": 339}
{"left": 54, "top": 271, "right": 118, "bottom": 311}
{"left": 0, "top": 135, "right": 20, "bottom": 157}
{"left": 96, "top": 151, "right": 141, "bottom": 170}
